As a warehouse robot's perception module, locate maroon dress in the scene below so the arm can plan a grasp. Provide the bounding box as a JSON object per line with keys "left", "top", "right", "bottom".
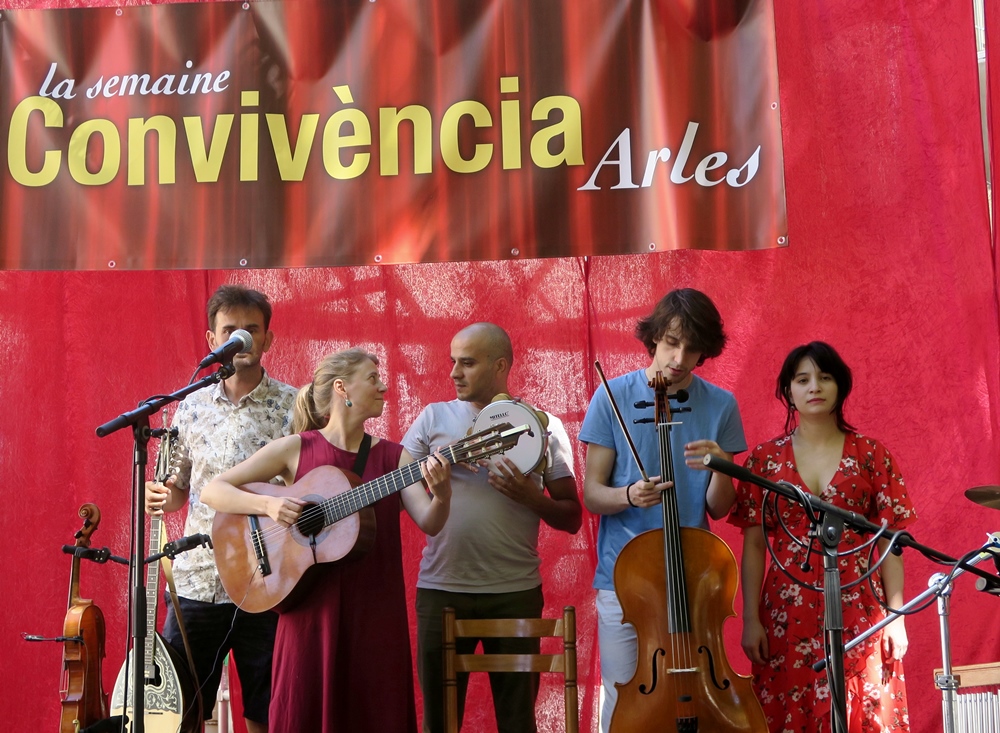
{"left": 268, "top": 431, "right": 417, "bottom": 733}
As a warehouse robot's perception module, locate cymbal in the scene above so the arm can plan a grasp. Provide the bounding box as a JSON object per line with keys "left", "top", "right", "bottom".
{"left": 965, "top": 486, "right": 1000, "bottom": 510}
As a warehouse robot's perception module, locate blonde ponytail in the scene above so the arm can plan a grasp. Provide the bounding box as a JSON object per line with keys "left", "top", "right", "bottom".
{"left": 290, "top": 348, "right": 379, "bottom": 434}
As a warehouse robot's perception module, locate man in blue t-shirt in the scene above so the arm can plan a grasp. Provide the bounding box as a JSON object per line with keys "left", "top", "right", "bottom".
{"left": 578, "top": 288, "right": 747, "bottom": 733}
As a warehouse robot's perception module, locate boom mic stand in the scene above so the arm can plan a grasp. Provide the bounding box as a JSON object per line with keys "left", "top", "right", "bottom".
{"left": 814, "top": 533, "right": 1000, "bottom": 733}
{"left": 703, "top": 455, "right": 1000, "bottom": 733}
{"left": 95, "top": 363, "right": 235, "bottom": 733}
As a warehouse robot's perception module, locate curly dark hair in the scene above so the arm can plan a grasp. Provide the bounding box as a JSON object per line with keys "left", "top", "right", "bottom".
{"left": 635, "top": 288, "right": 726, "bottom": 365}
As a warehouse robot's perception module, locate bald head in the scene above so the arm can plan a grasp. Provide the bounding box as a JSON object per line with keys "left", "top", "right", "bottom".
{"left": 455, "top": 322, "right": 513, "bottom": 366}
{"left": 449, "top": 323, "right": 513, "bottom": 407}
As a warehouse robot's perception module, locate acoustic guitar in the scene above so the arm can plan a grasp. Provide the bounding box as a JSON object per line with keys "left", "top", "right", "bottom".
{"left": 109, "top": 425, "right": 200, "bottom": 733}
{"left": 213, "top": 421, "right": 529, "bottom": 613}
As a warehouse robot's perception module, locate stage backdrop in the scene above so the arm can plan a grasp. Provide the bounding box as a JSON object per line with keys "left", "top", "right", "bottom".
{"left": 1, "top": 2, "right": 999, "bottom": 733}
{"left": 0, "top": 0, "right": 786, "bottom": 269}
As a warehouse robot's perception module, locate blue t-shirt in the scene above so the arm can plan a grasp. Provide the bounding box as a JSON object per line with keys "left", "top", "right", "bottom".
{"left": 578, "top": 369, "right": 746, "bottom": 590}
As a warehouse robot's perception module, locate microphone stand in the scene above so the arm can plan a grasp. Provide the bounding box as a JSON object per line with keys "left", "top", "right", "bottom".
{"left": 703, "top": 455, "right": 1000, "bottom": 733}
{"left": 818, "top": 511, "right": 848, "bottom": 732}
{"left": 95, "top": 363, "right": 234, "bottom": 733}
{"left": 813, "top": 534, "right": 1000, "bottom": 733}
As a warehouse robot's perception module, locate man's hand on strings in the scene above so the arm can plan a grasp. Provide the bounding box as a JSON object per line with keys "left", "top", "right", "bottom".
{"left": 625, "top": 475, "right": 671, "bottom": 509}
{"left": 145, "top": 479, "right": 175, "bottom": 516}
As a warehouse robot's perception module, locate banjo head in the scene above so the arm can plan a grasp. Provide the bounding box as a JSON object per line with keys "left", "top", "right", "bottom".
{"left": 472, "top": 399, "right": 548, "bottom": 475}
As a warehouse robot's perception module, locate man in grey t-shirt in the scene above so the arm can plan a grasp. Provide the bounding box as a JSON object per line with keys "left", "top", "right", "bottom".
{"left": 402, "top": 322, "right": 582, "bottom": 733}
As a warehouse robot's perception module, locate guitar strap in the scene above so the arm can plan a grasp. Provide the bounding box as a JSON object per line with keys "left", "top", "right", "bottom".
{"left": 353, "top": 433, "right": 372, "bottom": 477}
{"left": 161, "top": 549, "right": 205, "bottom": 725}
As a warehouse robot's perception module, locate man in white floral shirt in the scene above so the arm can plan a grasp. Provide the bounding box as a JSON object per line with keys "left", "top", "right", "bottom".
{"left": 145, "top": 284, "right": 297, "bottom": 733}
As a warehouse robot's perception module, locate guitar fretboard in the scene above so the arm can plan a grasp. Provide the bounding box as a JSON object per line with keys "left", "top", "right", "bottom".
{"left": 144, "top": 516, "right": 162, "bottom": 678}
{"left": 318, "top": 446, "right": 456, "bottom": 526}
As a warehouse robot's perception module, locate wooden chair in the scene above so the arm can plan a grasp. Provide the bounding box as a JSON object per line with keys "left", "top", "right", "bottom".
{"left": 442, "top": 606, "right": 578, "bottom": 733}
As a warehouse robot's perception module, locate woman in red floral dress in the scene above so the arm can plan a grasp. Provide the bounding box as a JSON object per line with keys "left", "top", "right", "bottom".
{"left": 729, "top": 342, "right": 916, "bottom": 732}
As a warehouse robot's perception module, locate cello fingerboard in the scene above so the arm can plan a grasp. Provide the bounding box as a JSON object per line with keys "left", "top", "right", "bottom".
{"left": 658, "top": 421, "right": 691, "bottom": 634}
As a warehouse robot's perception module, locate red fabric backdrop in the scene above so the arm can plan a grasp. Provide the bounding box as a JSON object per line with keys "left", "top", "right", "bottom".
{"left": 1, "top": 1, "right": 999, "bottom": 733}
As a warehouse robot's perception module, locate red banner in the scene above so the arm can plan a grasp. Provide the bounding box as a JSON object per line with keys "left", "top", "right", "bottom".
{"left": 0, "top": 0, "right": 786, "bottom": 269}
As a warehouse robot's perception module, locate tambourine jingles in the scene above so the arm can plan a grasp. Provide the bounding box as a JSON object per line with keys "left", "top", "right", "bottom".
{"left": 470, "top": 394, "right": 550, "bottom": 475}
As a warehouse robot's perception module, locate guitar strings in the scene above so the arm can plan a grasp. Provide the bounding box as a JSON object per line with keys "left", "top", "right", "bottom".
{"left": 250, "top": 457, "right": 430, "bottom": 543}
{"left": 244, "top": 424, "right": 524, "bottom": 545}
{"left": 249, "top": 442, "right": 474, "bottom": 543}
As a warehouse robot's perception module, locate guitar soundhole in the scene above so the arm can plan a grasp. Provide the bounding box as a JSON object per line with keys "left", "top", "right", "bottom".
{"left": 146, "top": 662, "right": 162, "bottom": 687}
{"left": 295, "top": 502, "right": 324, "bottom": 539}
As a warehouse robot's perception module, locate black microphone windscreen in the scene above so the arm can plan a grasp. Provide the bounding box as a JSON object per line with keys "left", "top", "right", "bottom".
{"left": 702, "top": 454, "right": 759, "bottom": 485}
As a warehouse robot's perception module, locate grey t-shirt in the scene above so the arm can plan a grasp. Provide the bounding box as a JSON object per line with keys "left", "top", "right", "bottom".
{"left": 402, "top": 399, "right": 575, "bottom": 593}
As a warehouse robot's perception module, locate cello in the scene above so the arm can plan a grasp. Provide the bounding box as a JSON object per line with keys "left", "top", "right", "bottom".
{"left": 609, "top": 372, "right": 767, "bottom": 733}
{"left": 59, "top": 503, "right": 109, "bottom": 733}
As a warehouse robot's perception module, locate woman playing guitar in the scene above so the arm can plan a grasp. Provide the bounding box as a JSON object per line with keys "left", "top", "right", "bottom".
{"left": 200, "top": 348, "right": 452, "bottom": 733}
{"left": 579, "top": 288, "right": 758, "bottom": 732}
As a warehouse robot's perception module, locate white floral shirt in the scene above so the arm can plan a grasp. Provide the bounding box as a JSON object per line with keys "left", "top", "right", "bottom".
{"left": 170, "top": 371, "right": 297, "bottom": 603}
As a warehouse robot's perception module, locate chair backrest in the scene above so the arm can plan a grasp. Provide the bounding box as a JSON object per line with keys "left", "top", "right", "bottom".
{"left": 442, "top": 605, "right": 578, "bottom": 733}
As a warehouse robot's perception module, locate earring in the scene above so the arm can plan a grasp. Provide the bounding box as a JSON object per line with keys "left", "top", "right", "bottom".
{"left": 345, "top": 398, "right": 353, "bottom": 407}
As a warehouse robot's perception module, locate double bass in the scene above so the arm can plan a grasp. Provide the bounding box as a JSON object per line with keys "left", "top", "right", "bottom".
{"left": 609, "top": 372, "right": 767, "bottom": 733}
{"left": 59, "top": 503, "right": 109, "bottom": 733}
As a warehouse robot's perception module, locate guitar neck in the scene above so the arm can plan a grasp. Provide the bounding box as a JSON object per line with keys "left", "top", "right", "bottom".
{"left": 143, "top": 516, "right": 162, "bottom": 678}
{"left": 319, "top": 448, "right": 454, "bottom": 527}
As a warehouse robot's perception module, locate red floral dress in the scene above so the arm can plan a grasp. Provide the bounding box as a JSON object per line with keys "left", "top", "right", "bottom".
{"left": 729, "top": 433, "right": 916, "bottom": 733}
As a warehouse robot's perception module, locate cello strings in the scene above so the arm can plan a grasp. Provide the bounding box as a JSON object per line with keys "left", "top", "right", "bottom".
{"left": 660, "top": 421, "right": 695, "bottom": 700}
{"left": 659, "top": 424, "right": 684, "bottom": 683}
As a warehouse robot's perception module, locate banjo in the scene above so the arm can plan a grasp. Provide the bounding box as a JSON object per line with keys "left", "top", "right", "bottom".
{"left": 471, "top": 395, "right": 550, "bottom": 475}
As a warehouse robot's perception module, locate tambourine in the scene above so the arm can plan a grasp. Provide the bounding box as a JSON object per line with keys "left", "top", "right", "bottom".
{"left": 471, "top": 394, "right": 549, "bottom": 475}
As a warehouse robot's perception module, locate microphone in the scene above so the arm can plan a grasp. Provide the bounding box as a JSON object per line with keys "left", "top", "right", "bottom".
{"left": 975, "top": 548, "right": 1000, "bottom": 595}
{"left": 702, "top": 453, "right": 761, "bottom": 485}
{"left": 61, "top": 545, "right": 129, "bottom": 565}
{"left": 198, "top": 329, "right": 252, "bottom": 369}
{"left": 146, "top": 533, "right": 213, "bottom": 564}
